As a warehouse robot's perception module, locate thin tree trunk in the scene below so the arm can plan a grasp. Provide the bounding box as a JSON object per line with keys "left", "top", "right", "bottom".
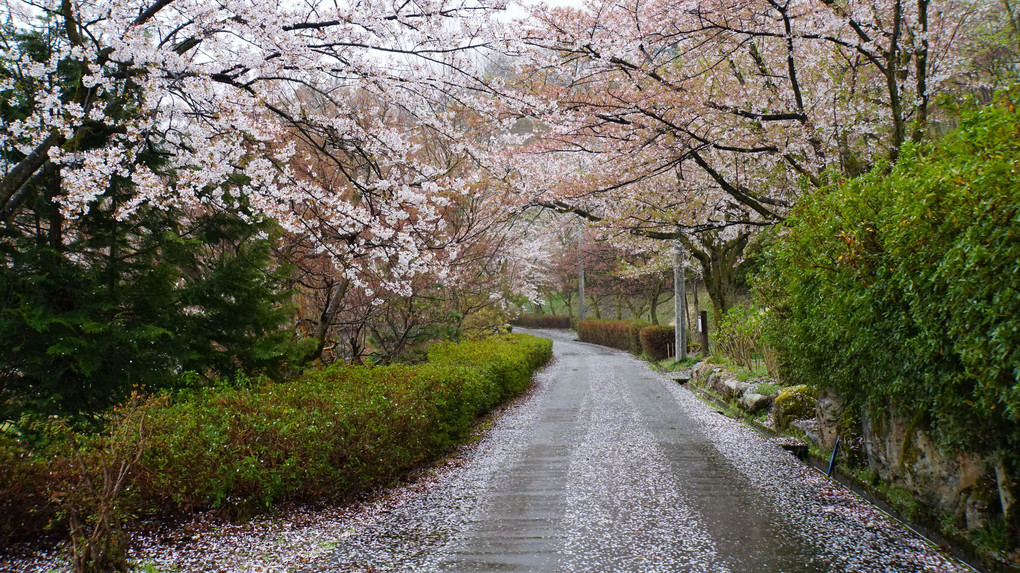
{"left": 693, "top": 275, "right": 700, "bottom": 317}
{"left": 49, "top": 168, "right": 64, "bottom": 252}
{"left": 995, "top": 454, "right": 1018, "bottom": 549}
{"left": 912, "top": 0, "right": 930, "bottom": 143}
{"left": 648, "top": 282, "right": 661, "bottom": 325}
{"left": 308, "top": 279, "right": 349, "bottom": 364}
{"left": 886, "top": 0, "right": 905, "bottom": 160}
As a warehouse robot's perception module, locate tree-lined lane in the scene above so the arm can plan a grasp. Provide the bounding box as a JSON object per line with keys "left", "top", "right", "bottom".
{"left": 306, "top": 329, "right": 968, "bottom": 572}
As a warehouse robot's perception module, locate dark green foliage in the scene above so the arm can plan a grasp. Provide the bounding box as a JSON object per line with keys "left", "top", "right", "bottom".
{"left": 577, "top": 319, "right": 647, "bottom": 354}
{"left": 0, "top": 207, "right": 299, "bottom": 419}
{"left": 758, "top": 90, "right": 1020, "bottom": 471}
{"left": 639, "top": 325, "right": 674, "bottom": 360}
{"left": 0, "top": 432, "right": 61, "bottom": 544}
{"left": 0, "top": 334, "right": 552, "bottom": 546}
{"left": 511, "top": 314, "right": 572, "bottom": 329}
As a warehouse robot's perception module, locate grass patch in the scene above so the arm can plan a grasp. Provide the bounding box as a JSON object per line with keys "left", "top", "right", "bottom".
{"left": 853, "top": 467, "right": 881, "bottom": 487}
{"left": 704, "top": 353, "right": 772, "bottom": 383}
{"left": 735, "top": 362, "right": 770, "bottom": 382}
{"left": 886, "top": 486, "right": 922, "bottom": 520}
{"left": 967, "top": 518, "right": 1010, "bottom": 555}
{"left": 657, "top": 355, "right": 701, "bottom": 371}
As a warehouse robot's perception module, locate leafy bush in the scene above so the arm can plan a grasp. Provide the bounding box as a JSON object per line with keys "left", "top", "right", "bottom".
{"left": 577, "top": 319, "right": 647, "bottom": 354}
{"left": 639, "top": 325, "right": 675, "bottom": 360}
{"left": 138, "top": 334, "right": 550, "bottom": 514}
{"left": 757, "top": 91, "right": 1020, "bottom": 542}
{"left": 511, "top": 314, "right": 572, "bottom": 329}
{"left": 715, "top": 305, "right": 778, "bottom": 377}
{"left": 0, "top": 432, "right": 60, "bottom": 545}
{"left": 0, "top": 334, "right": 552, "bottom": 550}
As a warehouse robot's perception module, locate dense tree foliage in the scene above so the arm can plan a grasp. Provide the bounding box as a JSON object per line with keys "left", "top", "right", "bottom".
{"left": 507, "top": 0, "right": 1019, "bottom": 320}
{"left": 0, "top": 204, "right": 299, "bottom": 418}
{"left": 757, "top": 91, "right": 1020, "bottom": 540}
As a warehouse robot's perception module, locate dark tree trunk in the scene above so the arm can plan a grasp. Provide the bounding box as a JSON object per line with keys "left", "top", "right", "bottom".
{"left": 648, "top": 281, "right": 661, "bottom": 325}
{"left": 693, "top": 275, "right": 700, "bottom": 317}
{"left": 563, "top": 291, "right": 575, "bottom": 320}
{"left": 307, "top": 279, "right": 349, "bottom": 365}
{"left": 682, "top": 231, "right": 750, "bottom": 328}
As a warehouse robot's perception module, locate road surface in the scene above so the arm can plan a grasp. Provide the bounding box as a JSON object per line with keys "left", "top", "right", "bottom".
{"left": 304, "top": 328, "right": 968, "bottom": 572}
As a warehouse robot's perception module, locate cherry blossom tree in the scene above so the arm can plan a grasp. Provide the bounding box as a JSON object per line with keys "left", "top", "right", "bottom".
{"left": 502, "top": 0, "right": 1010, "bottom": 319}
{"left": 1, "top": 0, "right": 524, "bottom": 293}
{"left": 0, "top": 0, "right": 554, "bottom": 408}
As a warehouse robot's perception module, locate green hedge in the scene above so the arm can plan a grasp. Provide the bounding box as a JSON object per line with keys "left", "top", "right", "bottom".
{"left": 577, "top": 319, "right": 647, "bottom": 354}
{"left": 511, "top": 314, "right": 572, "bottom": 329}
{"left": 639, "top": 325, "right": 675, "bottom": 360}
{"left": 0, "top": 334, "right": 552, "bottom": 545}
{"left": 757, "top": 92, "right": 1020, "bottom": 461}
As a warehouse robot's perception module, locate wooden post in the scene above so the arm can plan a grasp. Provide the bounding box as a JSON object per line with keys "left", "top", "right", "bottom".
{"left": 699, "top": 311, "right": 710, "bottom": 356}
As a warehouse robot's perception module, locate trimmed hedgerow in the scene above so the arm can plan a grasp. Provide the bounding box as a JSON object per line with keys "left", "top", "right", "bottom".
{"left": 639, "top": 325, "right": 675, "bottom": 361}
{"left": 0, "top": 334, "right": 552, "bottom": 546}
{"left": 138, "top": 333, "right": 551, "bottom": 514}
{"left": 577, "top": 319, "right": 647, "bottom": 354}
{"left": 511, "top": 314, "right": 572, "bottom": 329}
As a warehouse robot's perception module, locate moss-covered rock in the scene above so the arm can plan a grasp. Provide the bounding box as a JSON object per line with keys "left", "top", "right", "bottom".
{"left": 772, "top": 384, "right": 817, "bottom": 430}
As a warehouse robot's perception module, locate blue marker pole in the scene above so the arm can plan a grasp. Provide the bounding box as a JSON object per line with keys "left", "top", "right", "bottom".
{"left": 827, "top": 436, "right": 841, "bottom": 477}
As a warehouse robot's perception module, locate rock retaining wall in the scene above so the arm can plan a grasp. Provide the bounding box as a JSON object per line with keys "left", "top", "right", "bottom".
{"left": 686, "top": 362, "right": 998, "bottom": 533}
{"left": 863, "top": 409, "right": 995, "bottom": 531}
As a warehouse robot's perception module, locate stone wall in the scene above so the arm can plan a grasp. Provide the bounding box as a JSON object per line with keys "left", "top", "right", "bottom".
{"left": 687, "top": 362, "right": 999, "bottom": 532}
{"left": 813, "top": 386, "right": 998, "bottom": 532}
{"left": 862, "top": 409, "right": 996, "bottom": 531}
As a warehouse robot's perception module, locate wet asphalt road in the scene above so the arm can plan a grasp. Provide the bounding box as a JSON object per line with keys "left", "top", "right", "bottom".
{"left": 307, "top": 329, "right": 969, "bottom": 572}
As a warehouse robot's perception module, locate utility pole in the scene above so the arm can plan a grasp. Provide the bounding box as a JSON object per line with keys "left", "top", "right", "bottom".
{"left": 579, "top": 264, "right": 586, "bottom": 321}
{"left": 578, "top": 222, "right": 586, "bottom": 321}
{"left": 674, "top": 239, "right": 687, "bottom": 359}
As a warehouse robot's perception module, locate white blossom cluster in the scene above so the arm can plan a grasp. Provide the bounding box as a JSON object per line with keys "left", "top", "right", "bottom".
{"left": 1, "top": 0, "right": 528, "bottom": 299}
{"left": 504, "top": 0, "right": 990, "bottom": 242}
